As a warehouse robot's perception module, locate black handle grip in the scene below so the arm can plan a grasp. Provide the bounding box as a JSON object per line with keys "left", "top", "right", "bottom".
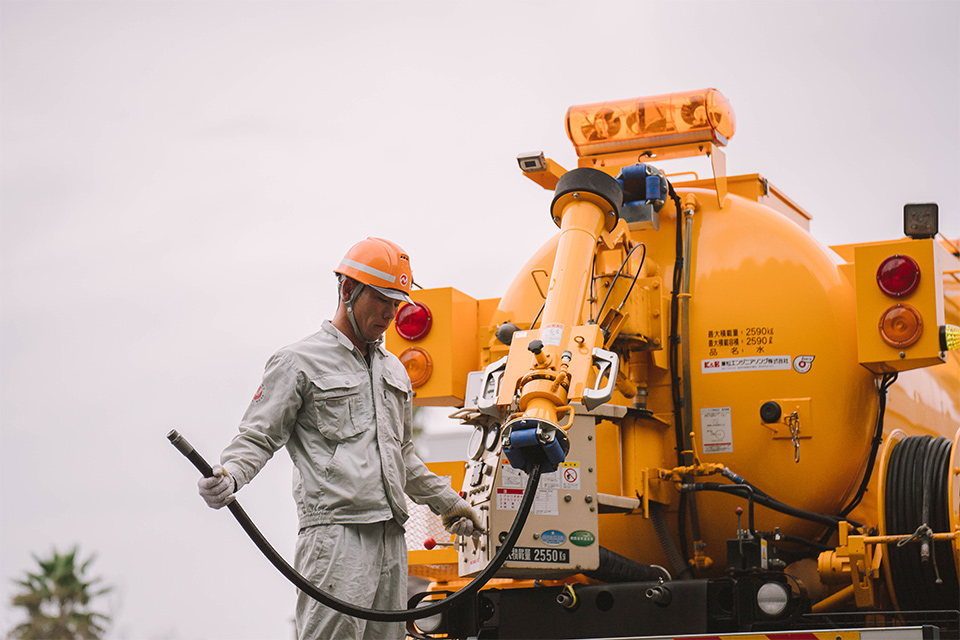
{"left": 167, "top": 429, "right": 215, "bottom": 477}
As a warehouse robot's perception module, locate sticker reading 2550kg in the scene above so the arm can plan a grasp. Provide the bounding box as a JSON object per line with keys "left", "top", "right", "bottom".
{"left": 500, "top": 546, "right": 570, "bottom": 564}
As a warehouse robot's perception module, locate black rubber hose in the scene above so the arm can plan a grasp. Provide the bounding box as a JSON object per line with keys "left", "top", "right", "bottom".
{"left": 682, "top": 483, "right": 850, "bottom": 529}
{"left": 595, "top": 242, "right": 646, "bottom": 323}
{"left": 168, "top": 429, "right": 543, "bottom": 622}
{"left": 583, "top": 546, "right": 664, "bottom": 583}
{"left": 838, "top": 372, "right": 897, "bottom": 519}
{"left": 649, "top": 501, "right": 692, "bottom": 580}
{"left": 667, "top": 187, "right": 685, "bottom": 467}
{"left": 666, "top": 184, "right": 701, "bottom": 572}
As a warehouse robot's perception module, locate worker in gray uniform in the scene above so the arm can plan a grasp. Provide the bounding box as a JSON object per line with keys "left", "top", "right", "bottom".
{"left": 198, "top": 237, "right": 481, "bottom": 639}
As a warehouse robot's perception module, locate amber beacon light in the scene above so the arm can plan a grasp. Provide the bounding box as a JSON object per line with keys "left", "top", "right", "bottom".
{"left": 400, "top": 347, "right": 433, "bottom": 388}
{"left": 879, "top": 304, "right": 923, "bottom": 347}
{"left": 565, "top": 88, "right": 736, "bottom": 157}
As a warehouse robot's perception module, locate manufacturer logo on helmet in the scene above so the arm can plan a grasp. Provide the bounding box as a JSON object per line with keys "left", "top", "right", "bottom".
{"left": 569, "top": 530, "right": 596, "bottom": 546}
{"left": 793, "top": 355, "right": 815, "bottom": 374}
{"left": 539, "top": 530, "right": 566, "bottom": 546}
{"left": 399, "top": 273, "right": 408, "bottom": 287}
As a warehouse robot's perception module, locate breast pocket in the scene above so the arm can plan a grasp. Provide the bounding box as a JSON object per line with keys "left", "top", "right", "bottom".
{"left": 311, "top": 373, "right": 366, "bottom": 442}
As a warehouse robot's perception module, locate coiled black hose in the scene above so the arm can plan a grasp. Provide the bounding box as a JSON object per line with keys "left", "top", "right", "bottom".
{"left": 885, "top": 434, "right": 958, "bottom": 611}
{"left": 168, "top": 429, "right": 542, "bottom": 622}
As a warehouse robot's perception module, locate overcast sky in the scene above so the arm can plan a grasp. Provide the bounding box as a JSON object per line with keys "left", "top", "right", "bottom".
{"left": 2, "top": 1, "right": 958, "bottom": 638}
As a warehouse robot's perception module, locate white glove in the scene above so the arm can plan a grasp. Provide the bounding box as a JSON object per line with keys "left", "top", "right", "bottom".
{"left": 441, "top": 498, "right": 483, "bottom": 537}
{"left": 198, "top": 465, "right": 235, "bottom": 509}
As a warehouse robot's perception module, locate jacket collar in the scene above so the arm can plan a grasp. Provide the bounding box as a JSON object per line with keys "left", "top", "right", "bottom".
{"left": 322, "top": 319, "right": 387, "bottom": 357}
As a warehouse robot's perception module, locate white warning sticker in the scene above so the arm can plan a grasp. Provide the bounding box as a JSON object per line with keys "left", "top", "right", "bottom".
{"left": 500, "top": 463, "right": 525, "bottom": 488}
{"left": 501, "top": 465, "right": 560, "bottom": 489}
{"left": 541, "top": 323, "right": 564, "bottom": 347}
{"left": 534, "top": 489, "right": 559, "bottom": 516}
{"left": 541, "top": 469, "right": 560, "bottom": 489}
{"left": 701, "top": 407, "right": 733, "bottom": 454}
{"left": 701, "top": 355, "right": 790, "bottom": 374}
{"left": 497, "top": 488, "right": 524, "bottom": 511}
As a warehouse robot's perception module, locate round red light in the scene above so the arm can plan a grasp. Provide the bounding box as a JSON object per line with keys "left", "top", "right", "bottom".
{"left": 876, "top": 255, "right": 920, "bottom": 298}
{"left": 395, "top": 302, "right": 432, "bottom": 341}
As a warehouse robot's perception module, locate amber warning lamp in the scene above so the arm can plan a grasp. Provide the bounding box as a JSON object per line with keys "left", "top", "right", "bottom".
{"left": 565, "top": 88, "right": 736, "bottom": 157}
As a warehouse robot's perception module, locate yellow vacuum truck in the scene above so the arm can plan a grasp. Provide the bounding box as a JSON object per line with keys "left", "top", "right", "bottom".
{"left": 387, "top": 88, "right": 960, "bottom": 640}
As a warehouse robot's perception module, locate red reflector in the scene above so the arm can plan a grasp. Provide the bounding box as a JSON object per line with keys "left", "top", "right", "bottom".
{"left": 396, "top": 302, "right": 432, "bottom": 341}
{"left": 876, "top": 254, "right": 920, "bottom": 298}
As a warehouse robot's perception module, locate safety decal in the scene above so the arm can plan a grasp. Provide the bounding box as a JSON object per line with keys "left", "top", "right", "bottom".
{"left": 541, "top": 323, "right": 564, "bottom": 347}
{"left": 539, "top": 530, "right": 566, "bottom": 546}
{"left": 497, "top": 488, "right": 523, "bottom": 511}
{"left": 701, "top": 355, "right": 790, "bottom": 374}
{"left": 500, "top": 464, "right": 525, "bottom": 488}
{"left": 560, "top": 461, "right": 581, "bottom": 490}
{"left": 534, "top": 490, "right": 559, "bottom": 516}
{"left": 701, "top": 407, "right": 733, "bottom": 454}
{"left": 540, "top": 470, "right": 560, "bottom": 490}
{"left": 253, "top": 385, "right": 264, "bottom": 403}
{"left": 793, "top": 355, "right": 815, "bottom": 374}
{"left": 502, "top": 464, "right": 563, "bottom": 490}
{"left": 569, "top": 530, "right": 596, "bottom": 547}
{"left": 399, "top": 273, "right": 408, "bottom": 287}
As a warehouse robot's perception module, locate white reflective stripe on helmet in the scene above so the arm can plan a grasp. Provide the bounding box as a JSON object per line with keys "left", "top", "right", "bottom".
{"left": 340, "top": 258, "right": 396, "bottom": 284}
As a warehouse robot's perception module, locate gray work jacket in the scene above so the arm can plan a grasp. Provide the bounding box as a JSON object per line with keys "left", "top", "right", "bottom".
{"left": 221, "top": 320, "right": 460, "bottom": 529}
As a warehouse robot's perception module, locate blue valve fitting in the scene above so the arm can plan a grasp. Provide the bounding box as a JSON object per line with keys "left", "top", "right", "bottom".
{"left": 500, "top": 418, "right": 570, "bottom": 475}
{"left": 616, "top": 163, "right": 668, "bottom": 228}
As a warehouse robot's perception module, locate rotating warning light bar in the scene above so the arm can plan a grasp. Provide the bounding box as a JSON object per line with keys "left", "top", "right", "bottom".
{"left": 565, "top": 88, "right": 736, "bottom": 157}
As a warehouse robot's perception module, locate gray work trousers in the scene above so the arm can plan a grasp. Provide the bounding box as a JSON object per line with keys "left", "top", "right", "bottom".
{"left": 294, "top": 520, "right": 407, "bottom": 640}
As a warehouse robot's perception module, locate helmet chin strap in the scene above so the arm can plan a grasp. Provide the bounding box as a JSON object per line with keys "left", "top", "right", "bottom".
{"left": 341, "top": 279, "right": 381, "bottom": 346}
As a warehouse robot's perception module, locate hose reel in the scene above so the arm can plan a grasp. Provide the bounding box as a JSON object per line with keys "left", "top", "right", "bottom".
{"left": 883, "top": 433, "right": 959, "bottom": 611}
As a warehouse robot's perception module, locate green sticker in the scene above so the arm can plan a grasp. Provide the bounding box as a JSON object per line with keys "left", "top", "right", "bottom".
{"left": 569, "top": 530, "right": 595, "bottom": 547}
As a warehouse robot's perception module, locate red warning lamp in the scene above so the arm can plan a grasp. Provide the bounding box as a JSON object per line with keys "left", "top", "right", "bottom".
{"left": 395, "top": 302, "right": 433, "bottom": 341}
{"left": 876, "top": 255, "right": 920, "bottom": 298}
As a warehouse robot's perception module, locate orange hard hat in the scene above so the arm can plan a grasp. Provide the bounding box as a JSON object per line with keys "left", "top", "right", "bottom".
{"left": 335, "top": 237, "right": 413, "bottom": 302}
